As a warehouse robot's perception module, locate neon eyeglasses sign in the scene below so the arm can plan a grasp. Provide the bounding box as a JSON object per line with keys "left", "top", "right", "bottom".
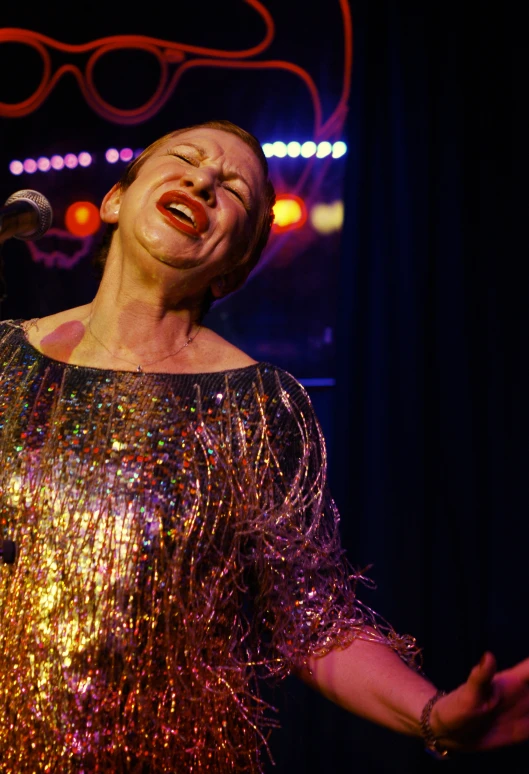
{"left": 0, "top": 0, "right": 352, "bottom": 138}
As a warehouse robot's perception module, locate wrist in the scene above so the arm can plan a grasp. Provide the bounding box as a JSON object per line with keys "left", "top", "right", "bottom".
{"left": 420, "top": 689, "right": 450, "bottom": 760}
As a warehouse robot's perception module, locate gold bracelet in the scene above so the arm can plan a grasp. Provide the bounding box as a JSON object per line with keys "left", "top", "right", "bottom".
{"left": 420, "top": 689, "right": 450, "bottom": 760}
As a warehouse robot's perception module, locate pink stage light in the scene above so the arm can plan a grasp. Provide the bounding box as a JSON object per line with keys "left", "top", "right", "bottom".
{"left": 51, "top": 155, "right": 65, "bottom": 170}
{"left": 23, "top": 159, "right": 37, "bottom": 174}
{"left": 9, "top": 161, "right": 23, "bottom": 176}
{"left": 37, "top": 157, "right": 51, "bottom": 172}
{"left": 64, "top": 154, "right": 78, "bottom": 169}
{"left": 105, "top": 148, "right": 120, "bottom": 163}
{"left": 78, "top": 152, "right": 92, "bottom": 168}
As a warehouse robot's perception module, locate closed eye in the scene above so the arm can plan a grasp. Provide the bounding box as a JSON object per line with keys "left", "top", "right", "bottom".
{"left": 168, "top": 152, "right": 196, "bottom": 165}
{"left": 225, "top": 185, "right": 244, "bottom": 202}
{"left": 224, "top": 185, "right": 250, "bottom": 210}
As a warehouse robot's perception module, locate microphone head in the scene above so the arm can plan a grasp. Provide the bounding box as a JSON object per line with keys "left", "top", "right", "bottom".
{"left": 3, "top": 189, "right": 53, "bottom": 240}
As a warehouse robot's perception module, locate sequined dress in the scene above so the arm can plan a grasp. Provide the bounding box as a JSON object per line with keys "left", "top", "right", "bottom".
{"left": 0, "top": 321, "right": 417, "bottom": 773}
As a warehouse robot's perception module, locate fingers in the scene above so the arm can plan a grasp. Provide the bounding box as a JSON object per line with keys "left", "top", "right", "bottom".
{"left": 468, "top": 651, "right": 497, "bottom": 695}
{"left": 510, "top": 655, "right": 529, "bottom": 682}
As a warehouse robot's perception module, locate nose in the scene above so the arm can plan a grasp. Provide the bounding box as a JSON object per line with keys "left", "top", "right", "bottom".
{"left": 180, "top": 166, "right": 216, "bottom": 205}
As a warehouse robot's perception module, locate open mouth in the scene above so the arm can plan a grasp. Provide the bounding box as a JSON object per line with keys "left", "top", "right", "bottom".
{"left": 157, "top": 191, "right": 209, "bottom": 237}
{"left": 165, "top": 203, "right": 196, "bottom": 228}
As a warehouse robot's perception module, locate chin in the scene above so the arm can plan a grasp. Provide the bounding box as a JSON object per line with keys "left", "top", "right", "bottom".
{"left": 151, "top": 253, "right": 204, "bottom": 271}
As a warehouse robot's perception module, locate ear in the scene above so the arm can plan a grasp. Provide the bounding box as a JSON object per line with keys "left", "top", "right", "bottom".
{"left": 100, "top": 184, "right": 122, "bottom": 224}
{"left": 210, "top": 262, "right": 252, "bottom": 299}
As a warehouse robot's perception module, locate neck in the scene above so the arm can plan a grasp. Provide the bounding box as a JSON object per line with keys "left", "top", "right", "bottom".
{"left": 88, "top": 254, "right": 203, "bottom": 361}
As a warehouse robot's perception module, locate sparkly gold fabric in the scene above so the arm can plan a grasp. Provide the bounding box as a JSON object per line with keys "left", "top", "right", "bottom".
{"left": 0, "top": 321, "right": 418, "bottom": 773}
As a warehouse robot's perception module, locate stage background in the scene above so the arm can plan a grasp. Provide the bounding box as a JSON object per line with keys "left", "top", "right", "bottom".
{"left": 1, "top": 2, "right": 529, "bottom": 771}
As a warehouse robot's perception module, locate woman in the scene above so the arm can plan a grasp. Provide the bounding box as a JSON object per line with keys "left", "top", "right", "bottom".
{"left": 0, "top": 119, "right": 527, "bottom": 772}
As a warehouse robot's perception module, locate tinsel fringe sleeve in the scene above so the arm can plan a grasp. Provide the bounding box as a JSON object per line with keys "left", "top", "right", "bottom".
{"left": 245, "top": 369, "right": 421, "bottom": 677}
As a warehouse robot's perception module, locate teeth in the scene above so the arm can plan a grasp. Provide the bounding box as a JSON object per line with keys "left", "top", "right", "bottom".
{"left": 167, "top": 202, "right": 197, "bottom": 228}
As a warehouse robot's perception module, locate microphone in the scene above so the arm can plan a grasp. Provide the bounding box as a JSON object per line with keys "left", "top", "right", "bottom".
{"left": 0, "top": 189, "right": 53, "bottom": 243}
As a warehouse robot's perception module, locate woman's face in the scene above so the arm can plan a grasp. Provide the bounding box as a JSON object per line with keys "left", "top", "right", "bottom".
{"left": 101, "top": 127, "right": 266, "bottom": 300}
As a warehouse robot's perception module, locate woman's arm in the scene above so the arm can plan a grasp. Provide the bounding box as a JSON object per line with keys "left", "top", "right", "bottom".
{"left": 299, "top": 636, "right": 529, "bottom": 755}
{"left": 299, "top": 636, "right": 436, "bottom": 737}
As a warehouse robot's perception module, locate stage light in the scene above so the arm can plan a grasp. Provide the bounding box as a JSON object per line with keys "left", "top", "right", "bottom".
{"left": 332, "top": 141, "right": 347, "bottom": 158}
{"left": 65, "top": 201, "right": 101, "bottom": 237}
{"left": 272, "top": 141, "right": 287, "bottom": 158}
{"left": 300, "top": 141, "right": 317, "bottom": 158}
{"left": 37, "top": 157, "right": 51, "bottom": 172}
{"left": 23, "top": 159, "right": 37, "bottom": 174}
{"left": 316, "top": 141, "right": 332, "bottom": 158}
{"left": 272, "top": 194, "right": 307, "bottom": 231}
{"left": 9, "top": 140, "right": 347, "bottom": 175}
{"left": 64, "top": 154, "right": 78, "bottom": 169}
{"left": 287, "top": 142, "right": 301, "bottom": 157}
{"left": 106, "top": 148, "right": 120, "bottom": 163}
{"left": 261, "top": 140, "right": 347, "bottom": 158}
{"left": 78, "top": 152, "right": 92, "bottom": 168}
{"left": 310, "top": 200, "right": 344, "bottom": 234}
{"left": 9, "top": 161, "right": 23, "bottom": 176}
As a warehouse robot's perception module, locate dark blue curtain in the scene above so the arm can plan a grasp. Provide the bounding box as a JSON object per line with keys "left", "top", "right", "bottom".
{"left": 270, "top": 2, "right": 529, "bottom": 771}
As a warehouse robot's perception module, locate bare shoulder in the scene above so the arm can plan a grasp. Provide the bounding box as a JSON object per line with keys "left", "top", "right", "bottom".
{"left": 195, "top": 326, "right": 257, "bottom": 370}
{"left": 23, "top": 306, "right": 90, "bottom": 346}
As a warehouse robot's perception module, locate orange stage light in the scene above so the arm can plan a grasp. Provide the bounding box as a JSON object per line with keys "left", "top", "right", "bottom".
{"left": 65, "top": 201, "right": 101, "bottom": 237}
{"left": 272, "top": 194, "right": 307, "bottom": 232}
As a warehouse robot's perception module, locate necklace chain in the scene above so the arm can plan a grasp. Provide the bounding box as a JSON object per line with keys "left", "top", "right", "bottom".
{"left": 88, "top": 318, "right": 202, "bottom": 373}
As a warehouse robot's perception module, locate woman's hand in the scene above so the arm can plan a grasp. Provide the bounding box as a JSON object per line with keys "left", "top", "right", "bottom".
{"left": 431, "top": 651, "right": 529, "bottom": 752}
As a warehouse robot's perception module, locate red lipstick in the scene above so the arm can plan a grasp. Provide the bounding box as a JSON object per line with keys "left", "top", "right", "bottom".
{"left": 156, "top": 191, "right": 209, "bottom": 237}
